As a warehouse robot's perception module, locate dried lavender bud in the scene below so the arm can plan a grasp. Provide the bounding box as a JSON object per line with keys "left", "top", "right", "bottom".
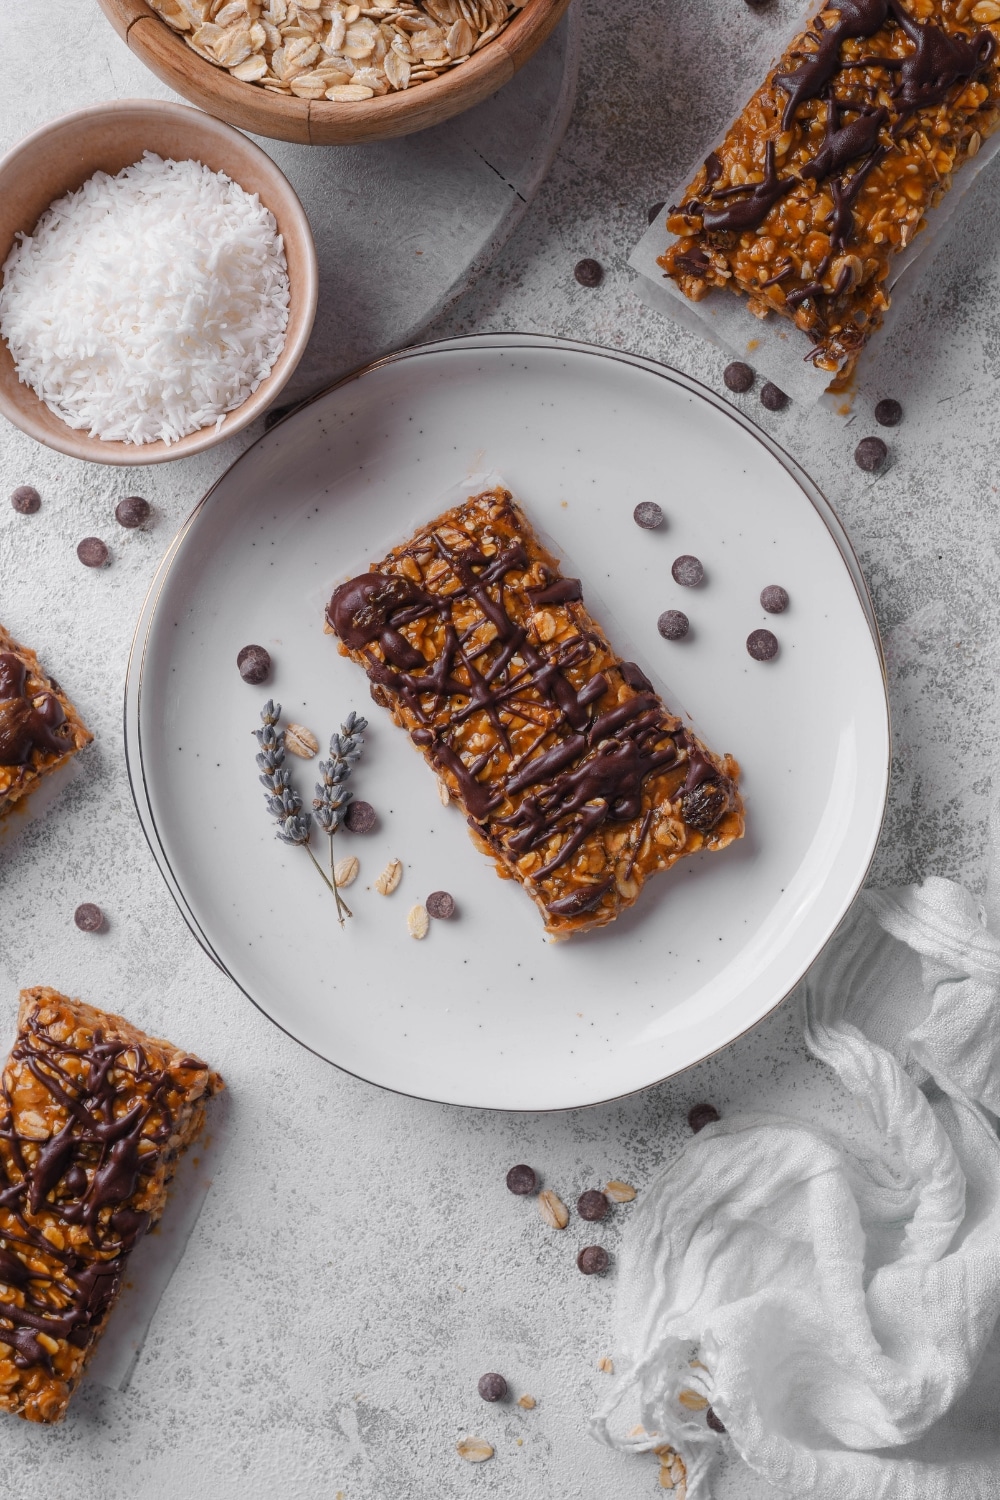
{"left": 647, "top": 200, "right": 666, "bottom": 225}
{"left": 574, "top": 258, "right": 603, "bottom": 288}
{"left": 688, "top": 1102, "right": 720, "bottom": 1133}
{"left": 874, "top": 398, "right": 902, "bottom": 427}
{"left": 238, "top": 645, "right": 271, "bottom": 684}
{"left": 10, "top": 485, "right": 40, "bottom": 514}
{"left": 74, "top": 903, "right": 104, "bottom": 933}
{"left": 723, "top": 362, "right": 754, "bottom": 394}
{"left": 633, "top": 502, "right": 664, "bottom": 530}
{"left": 577, "top": 1190, "right": 609, "bottom": 1222}
{"left": 657, "top": 610, "right": 689, "bottom": 641}
{"left": 506, "top": 1164, "right": 538, "bottom": 1196}
{"left": 760, "top": 382, "right": 789, "bottom": 411}
{"left": 478, "top": 1373, "right": 507, "bottom": 1402}
{"left": 747, "top": 629, "right": 779, "bottom": 661}
{"left": 854, "top": 436, "right": 887, "bottom": 473}
{"left": 706, "top": 1407, "right": 727, "bottom": 1433}
{"left": 77, "top": 537, "right": 108, "bottom": 568}
{"left": 115, "top": 495, "right": 151, "bottom": 529}
{"left": 759, "top": 585, "right": 789, "bottom": 614}
{"left": 344, "top": 799, "right": 375, "bottom": 833}
{"left": 671, "top": 555, "right": 704, "bottom": 588}
{"left": 426, "top": 890, "right": 456, "bottom": 920}
{"left": 577, "top": 1245, "right": 610, "bottom": 1275}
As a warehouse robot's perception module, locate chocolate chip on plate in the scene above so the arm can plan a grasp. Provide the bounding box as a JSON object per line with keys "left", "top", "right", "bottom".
{"left": 577, "top": 1190, "right": 609, "bottom": 1222}
{"left": 706, "top": 1407, "right": 727, "bottom": 1433}
{"left": 760, "top": 382, "right": 789, "bottom": 411}
{"left": 478, "top": 1373, "right": 507, "bottom": 1402}
{"left": 10, "top": 485, "right": 40, "bottom": 514}
{"left": 74, "top": 903, "right": 104, "bottom": 933}
{"left": 115, "top": 495, "right": 151, "bottom": 529}
{"left": 759, "top": 584, "right": 789, "bottom": 614}
{"left": 746, "top": 628, "right": 779, "bottom": 661}
{"left": 77, "top": 538, "right": 108, "bottom": 568}
{"left": 237, "top": 644, "right": 271, "bottom": 684}
{"left": 574, "top": 258, "right": 603, "bottom": 288}
{"left": 506, "top": 1164, "right": 538, "bottom": 1196}
{"left": 344, "top": 799, "right": 376, "bottom": 834}
{"left": 577, "top": 1245, "right": 610, "bottom": 1275}
{"left": 854, "top": 436, "right": 887, "bottom": 472}
{"left": 671, "top": 555, "right": 704, "bottom": 588}
{"left": 426, "top": 890, "right": 456, "bottom": 920}
{"left": 688, "top": 1102, "right": 720, "bottom": 1133}
{"left": 874, "top": 398, "right": 902, "bottom": 427}
{"left": 633, "top": 501, "right": 664, "bottom": 530}
{"left": 657, "top": 609, "right": 689, "bottom": 641}
{"left": 723, "top": 362, "right": 755, "bottom": 394}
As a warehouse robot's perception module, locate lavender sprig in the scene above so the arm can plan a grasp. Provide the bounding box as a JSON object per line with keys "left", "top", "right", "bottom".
{"left": 313, "top": 711, "right": 368, "bottom": 925}
{"left": 255, "top": 700, "right": 335, "bottom": 898}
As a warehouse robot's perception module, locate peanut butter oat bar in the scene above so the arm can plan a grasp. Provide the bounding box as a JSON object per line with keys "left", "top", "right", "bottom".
{"left": 0, "top": 988, "right": 222, "bottom": 1423}
{"left": 326, "top": 488, "right": 744, "bottom": 938}
{"left": 660, "top": 0, "right": 1000, "bottom": 383}
{"left": 0, "top": 625, "right": 92, "bottom": 820}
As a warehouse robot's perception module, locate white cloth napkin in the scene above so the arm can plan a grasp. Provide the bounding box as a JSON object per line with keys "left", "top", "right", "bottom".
{"left": 591, "top": 858, "right": 1000, "bottom": 1499}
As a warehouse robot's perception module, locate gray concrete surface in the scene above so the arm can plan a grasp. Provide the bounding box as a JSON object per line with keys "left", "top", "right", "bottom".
{"left": 1, "top": 0, "right": 997, "bottom": 1496}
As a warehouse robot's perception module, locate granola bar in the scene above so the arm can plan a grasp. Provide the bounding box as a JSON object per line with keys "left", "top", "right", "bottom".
{"left": 0, "top": 626, "right": 92, "bottom": 819}
{"left": 0, "top": 988, "right": 222, "bottom": 1423}
{"left": 660, "top": 0, "right": 1000, "bottom": 382}
{"left": 326, "top": 487, "right": 744, "bottom": 938}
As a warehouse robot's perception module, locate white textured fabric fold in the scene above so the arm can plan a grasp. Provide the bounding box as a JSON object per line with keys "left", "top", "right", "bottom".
{"left": 590, "top": 872, "right": 1000, "bottom": 1499}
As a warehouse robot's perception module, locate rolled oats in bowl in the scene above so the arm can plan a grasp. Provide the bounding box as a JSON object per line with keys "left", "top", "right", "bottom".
{"left": 151, "top": 0, "right": 525, "bottom": 100}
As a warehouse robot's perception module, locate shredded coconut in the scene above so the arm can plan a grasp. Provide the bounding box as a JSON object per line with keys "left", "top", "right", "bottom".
{"left": 0, "top": 152, "right": 290, "bottom": 446}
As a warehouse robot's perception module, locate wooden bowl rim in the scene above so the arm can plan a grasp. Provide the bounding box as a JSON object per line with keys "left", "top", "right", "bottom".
{"left": 0, "top": 98, "right": 318, "bottom": 466}
{"left": 103, "top": 0, "right": 569, "bottom": 142}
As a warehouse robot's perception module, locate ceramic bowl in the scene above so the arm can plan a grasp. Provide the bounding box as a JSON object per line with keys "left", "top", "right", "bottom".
{"left": 0, "top": 99, "right": 318, "bottom": 466}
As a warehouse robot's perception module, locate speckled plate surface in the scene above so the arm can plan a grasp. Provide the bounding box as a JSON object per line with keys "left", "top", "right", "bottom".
{"left": 125, "top": 334, "right": 889, "bottom": 1111}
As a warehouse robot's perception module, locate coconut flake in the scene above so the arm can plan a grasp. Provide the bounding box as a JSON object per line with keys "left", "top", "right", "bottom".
{"left": 0, "top": 152, "right": 290, "bottom": 445}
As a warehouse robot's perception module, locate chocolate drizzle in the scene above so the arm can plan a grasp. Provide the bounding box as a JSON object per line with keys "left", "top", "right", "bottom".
{"left": 328, "top": 497, "right": 736, "bottom": 916}
{"left": 682, "top": 0, "right": 997, "bottom": 303}
{"left": 0, "top": 1005, "right": 202, "bottom": 1380}
{"left": 0, "top": 654, "right": 70, "bottom": 768}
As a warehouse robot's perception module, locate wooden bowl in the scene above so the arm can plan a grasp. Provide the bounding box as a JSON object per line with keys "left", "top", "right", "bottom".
{"left": 96, "top": 0, "right": 573, "bottom": 146}
{"left": 0, "top": 99, "right": 318, "bottom": 466}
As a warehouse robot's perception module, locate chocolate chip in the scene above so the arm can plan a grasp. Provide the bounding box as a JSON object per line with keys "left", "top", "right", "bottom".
{"left": 426, "top": 890, "right": 456, "bottom": 920}
{"left": 746, "top": 628, "right": 779, "bottom": 661}
{"left": 706, "top": 1407, "right": 727, "bottom": 1433}
{"left": 577, "top": 1190, "right": 609, "bottom": 1222}
{"left": 74, "top": 903, "right": 104, "bottom": 933}
{"left": 874, "top": 398, "right": 902, "bottom": 427}
{"left": 854, "top": 436, "right": 887, "bottom": 472}
{"left": 657, "top": 610, "right": 689, "bottom": 641}
{"left": 671, "top": 555, "right": 704, "bottom": 588}
{"left": 506, "top": 1164, "right": 538, "bottom": 1195}
{"left": 10, "top": 485, "right": 40, "bottom": 514}
{"left": 759, "top": 584, "right": 789, "bottom": 614}
{"left": 63, "top": 1165, "right": 88, "bottom": 1196}
{"left": 577, "top": 1245, "right": 610, "bottom": 1275}
{"left": 633, "top": 501, "right": 664, "bottom": 530}
{"left": 574, "top": 258, "right": 603, "bottom": 288}
{"left": 478, "top": 1373, "right": 507, "bottom": 1402}
{"left": 237, "top": 644, "right": 271, "bottom": 684}
{"left": 723, "top": 361, "right": 754, "bottom": 394}
{"left": 115, "top": 495, "right": 151, "bottom": 529}
{"left": 760, "top": 382, "right": 789, "bottom": 411}
{"left": 344, "top": 799, "right": 376, "bottom": 833}
{"left": 621, "top": 661, "right": 653, "bottom": 691}
{"left": 77, "top": 537, "right": 108, "bottom": 568}
{"left": 687, "top": 1102, "right": 720, "bottom": 1133}
{"left": 647, "top": 200, "right": 666, "bottom": 225}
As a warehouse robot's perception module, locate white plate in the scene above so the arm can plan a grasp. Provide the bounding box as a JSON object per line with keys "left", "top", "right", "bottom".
{"left": 125, "top": 334, "right": 889, "bottom": 1111}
